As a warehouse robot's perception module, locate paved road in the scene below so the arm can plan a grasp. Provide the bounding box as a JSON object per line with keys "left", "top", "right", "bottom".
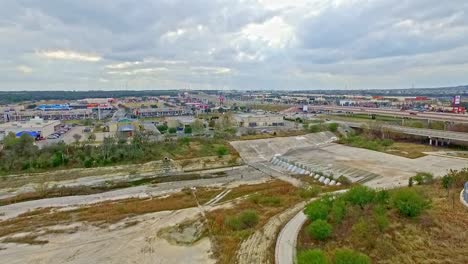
{"left": 275, "top": 208, "right": 308, "bottom": 264}
{"left": 339, "top": 121, "right": 468, "bottom": 143}
{"left": 275, "top": 190, "right": 347, "bottom": 264}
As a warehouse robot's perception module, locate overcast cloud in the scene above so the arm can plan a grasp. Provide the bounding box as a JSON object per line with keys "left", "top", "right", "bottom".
{"left": 0, "top": 0, "right": 467, "bottom": 90}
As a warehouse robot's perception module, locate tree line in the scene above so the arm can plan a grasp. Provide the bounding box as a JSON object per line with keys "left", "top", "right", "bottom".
{"left": 0, "top": 133, "right": 231, "bottom": 174}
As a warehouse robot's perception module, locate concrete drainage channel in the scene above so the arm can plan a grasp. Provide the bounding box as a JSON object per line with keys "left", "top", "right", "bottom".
{"left": 271, "top": 155, "right": 342, "bottom": 186}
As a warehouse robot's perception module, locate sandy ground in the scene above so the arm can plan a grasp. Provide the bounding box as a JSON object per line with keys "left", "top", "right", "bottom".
{"left": 0, "top": 208, "right": 215, "bottom": 264}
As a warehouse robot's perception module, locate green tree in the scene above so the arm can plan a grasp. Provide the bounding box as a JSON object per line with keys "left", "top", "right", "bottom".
{"left": 307, "top": 219, "right": 332, "bottom": 241}
{"left": 168, "top": 127, "right": 177, "bottom": 134}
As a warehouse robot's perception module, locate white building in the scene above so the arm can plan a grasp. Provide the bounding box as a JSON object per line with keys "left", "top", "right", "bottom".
{"left": 0, "top": 117, "right": 60, "bottom": 139}
{"left": 235, "top": 113, "right": 285, "bottom": 128}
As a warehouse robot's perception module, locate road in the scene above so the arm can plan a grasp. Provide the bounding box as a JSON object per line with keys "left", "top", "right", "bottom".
{"left": 275, "top": 190, "right": 347, "bottom": 264}
{"left": 339, "top": 121, "right": 468, "bottom": 144}
{"left": 275, "top": 208, "right": 308, "bottom": 264}
{"left": 307, "top": 105, "right": 468, "bottom": 123}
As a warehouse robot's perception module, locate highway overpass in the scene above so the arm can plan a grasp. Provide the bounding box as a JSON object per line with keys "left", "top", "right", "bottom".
{"left": 339, "top": 121, "right": 468, "bottom": 146}
{"left": 307, "top": 105, "right": 468, "bottom": 124}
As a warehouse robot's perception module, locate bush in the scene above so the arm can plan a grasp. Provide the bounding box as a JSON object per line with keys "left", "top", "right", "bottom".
{"left": 333, "top": 248, "right": 371, "bottom": 264}
{"left": 309, "top": 125, "right": 324, "bottom": 133}
{"left": 216, "top": 146, "right": 229, "bottom": 156}
{"left": 307, "top": 219, "right": 332, "bottom": 241}
{"left": 184, "top": 126, "right": 192, "bottom": 134}
{"left": 373, "top": 190, "right": 390, "bottom": 205}
{"left": 225, "top": 210, "right": 259, "bottom": 230}
{"left": 391, "top": 189, "right": 430, "bottom": 217}
{"left": 373, "top": 205, "right": 389, "bottom": 232}
{"left": 412, "top": 172, "right": 434, "bottom": 185}
{"left": 297, "top": 249, "right": 329, "bottom": 264}
{"left": 344, "top": 185, "right": 376, "bottom": 209}
{"left": 327, "top": 123, "right": 338, "bottom": 132}
{"left": 329, "top": 198, "right": 346, "bottom": 224}
{"left": 304, "top": 199, "right": 330, "bottom": 221}
{"left": 168, "top": 127, "right": 177, "bottom": 134}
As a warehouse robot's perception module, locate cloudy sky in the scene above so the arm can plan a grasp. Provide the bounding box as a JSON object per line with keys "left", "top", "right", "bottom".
{"left": 1, "top": 0, "right": 468, "bottom": 91}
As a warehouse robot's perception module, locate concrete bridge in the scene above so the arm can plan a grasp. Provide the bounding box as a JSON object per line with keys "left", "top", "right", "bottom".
{"left": 339, "top": 121, "right": 468, "bottom": 146}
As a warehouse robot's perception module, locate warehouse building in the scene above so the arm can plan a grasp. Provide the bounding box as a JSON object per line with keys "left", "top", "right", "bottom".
{"left": 0, "top": 117, "right": 60, "bottom": 139}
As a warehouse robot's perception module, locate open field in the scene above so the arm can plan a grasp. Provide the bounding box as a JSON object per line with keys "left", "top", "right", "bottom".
{"left": 297, "top": 183, "right": 468, "bottom": 263}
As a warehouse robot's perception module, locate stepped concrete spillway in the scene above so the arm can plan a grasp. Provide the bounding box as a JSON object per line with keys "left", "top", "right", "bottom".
{"left": 231, "top": 133, "right": 467, "bottom": 189}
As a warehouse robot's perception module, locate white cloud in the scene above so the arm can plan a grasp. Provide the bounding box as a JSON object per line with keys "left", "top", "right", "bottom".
{"left": 36, "top": 50, "right": 102, "bottom": 62}
{"left": 238, "top": 16, "right": 296, "bottom": 49}
{"left": 190, "top": 66, "right": 232, "bottom": 74}
{"left": 160, "top": 28, "right": 187, "bottom": 42}
{"left": 16, "top": 65, "right": 33, "bottom": 74}
{"left": 107, "top": 67, "right": 168, "bottom": 76}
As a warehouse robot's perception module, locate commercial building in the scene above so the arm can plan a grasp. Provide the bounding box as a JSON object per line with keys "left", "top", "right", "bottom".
{"left": 3, "top": 109, "right": 94, "bottom": 121}
{"left": 133, "top": 107, "right": 189, "bottom": 118}
{"left": 0, "top": 117, "right": 60, "bottom": 139}
{"left": 235, "top": 113, "right": 285, "bottom": 128}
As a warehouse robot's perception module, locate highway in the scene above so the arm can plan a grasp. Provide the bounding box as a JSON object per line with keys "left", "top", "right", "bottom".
{"left": 307, "top": 105, "right": 468, "bottom": 123}
{"left": 337, "top": 121, "right": 468, "bottom": 144}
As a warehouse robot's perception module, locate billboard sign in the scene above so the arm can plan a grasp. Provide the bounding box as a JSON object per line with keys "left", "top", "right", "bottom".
{"left": 454, "top": 95, "right": 461, "bottom": 106}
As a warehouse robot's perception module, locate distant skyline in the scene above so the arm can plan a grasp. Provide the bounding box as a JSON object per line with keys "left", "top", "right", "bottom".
{"left": 1, "top": 0, "right": 468, "bottom": 91}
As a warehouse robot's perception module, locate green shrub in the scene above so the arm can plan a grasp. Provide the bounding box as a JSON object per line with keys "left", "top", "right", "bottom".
{"left": 373, "top": 190, "right": 390, "bottom": 204}
{"left": 344, "top": 185, "right": 376, "bottom": 209}
{"left": 309, "top": 125, "right": 323, "bottom": 133}
{"left": 297, "top": 249, "right": 329, "bottom": 264}
{"left": 168, "top": 127, "right": 177, "bottom": 134}
{"left": 304, "top": 199, "right": 330, "bottom": 221}
{"left": 327, "top": 123, "right": 338, "bottom": 132}
{"left": 225, "top": 210, "right": 259, "bottom": 230}
{"left": 329, "top": 198, "right": 346, "bottom": 224}
{"left": 373, "top": 205, "right": 389, "bottom": 232}
{"left": 333, "top": 248, "right": 371, "bottom": 264}
{"left": 216, "top": 146, "right": 229, "bottom": 156}
{"left": 412, "top": 172, "right": 434, "bottom": 185}
{"left": 391, "top": 189, "right": 430, "bottom": 217}
{"left": 381, "top": 139, "right": 394, "bottom": 147}
{"left": 307, "top": 219, "right": 332, "bottom": 241}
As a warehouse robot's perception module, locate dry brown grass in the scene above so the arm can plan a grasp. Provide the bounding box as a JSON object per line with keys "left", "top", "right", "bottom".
{"left": 384, "top": 142, "right": 452, "bottom": 159}
{"left": 206, "top": 180, "right": 304, "bottom": 264}
{"left": 297, "top": 183, "right": 468, "bottom": 264}
{"left": 2, "top": 235, "right": 48, "bottom": 245}
{"left": 239, "top": 130, "right": 307, "bottom": 141}
{"left": 0, "top": 188, "right": 220, "bottom": 239}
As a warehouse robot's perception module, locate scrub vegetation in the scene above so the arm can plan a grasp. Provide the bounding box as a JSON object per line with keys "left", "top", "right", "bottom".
{"left": 298, "top": 172, "right": 468, "bottom": 263}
